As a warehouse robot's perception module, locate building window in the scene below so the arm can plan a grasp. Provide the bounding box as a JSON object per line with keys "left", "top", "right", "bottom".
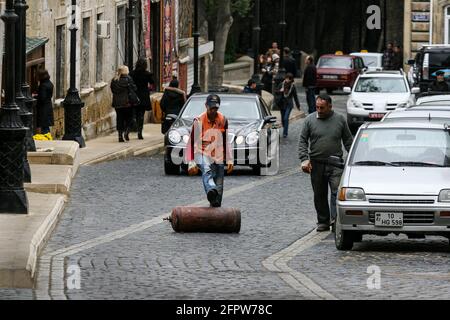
{"left": 55, "top": 24, "right": 66, "bottom": 98}
{"left": 80, "top": 17, "right": 91, "bottom": 88}
{"left": 96, "top": 13, "right": 104, "bottom": 83}
{"left": 117, "top": 5, "right": 126, "bottom": 68}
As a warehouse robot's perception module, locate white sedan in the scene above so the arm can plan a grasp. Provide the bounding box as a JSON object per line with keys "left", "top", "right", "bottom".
{"left": 344, "top": 71, "right": 420, "bottom": 132}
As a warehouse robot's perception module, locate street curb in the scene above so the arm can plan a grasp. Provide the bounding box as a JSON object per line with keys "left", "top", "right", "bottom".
{"left": 27, "top": 196, "right": 67, "bottom": 281}
{"left": 133, "top": 143, "right": 165, "bottom": 157}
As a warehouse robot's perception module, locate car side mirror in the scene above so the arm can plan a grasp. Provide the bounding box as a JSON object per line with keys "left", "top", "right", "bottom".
{"left": 411, "top": 87, "right": 421, "bottom": 94}
{"left": 407, "top": 59, "right": 415, "bottom": 66}
{"left": 165, "top": 114, "right": 178, "bottom": 122}
{"left": 343, "top": 87, "right": 352, "bottom": 94}
{"left": 264, "top": 116, "right": 277, "bottom": 124}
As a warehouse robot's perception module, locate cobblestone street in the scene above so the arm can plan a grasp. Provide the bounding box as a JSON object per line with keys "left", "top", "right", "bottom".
{"left": 1, "top": 91, "right": 450, "bottom": 300}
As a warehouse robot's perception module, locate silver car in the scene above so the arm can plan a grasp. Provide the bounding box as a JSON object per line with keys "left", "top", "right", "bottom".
{"left": 335, "top": 121, "right": 450, "bottom": 250}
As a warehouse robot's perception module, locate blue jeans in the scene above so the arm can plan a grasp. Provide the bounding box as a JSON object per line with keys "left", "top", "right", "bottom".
{"left": 306, "top": 87, "right": 316, "bottom": 114}
{"left": 195, "top": 155, "right": 225, "bottom": 206}
{"left": 280, "top": 105, "right": 293, "bottom": 137}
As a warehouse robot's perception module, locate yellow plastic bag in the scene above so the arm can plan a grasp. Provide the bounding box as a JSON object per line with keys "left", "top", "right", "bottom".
{"left": 33, "top": 133, "right": 53, "bottom": 141}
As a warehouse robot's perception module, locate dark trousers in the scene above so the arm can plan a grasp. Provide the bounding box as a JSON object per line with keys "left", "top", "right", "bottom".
{"left": 41, "top": 127, "right": 51, "bottom": 134}
{"left": 115, "top": 107, "right": 133, "bottom": 132}
{"left": 134, "top": 106, "right": 146, "bottom": 133}
{"left": 310, "top": 160, "right": 343, "bottom": 225}
{"left": 280, "top": 106, "right": 293, "bottom": 137}
{"left": 306, "top": 87, "right": 316, "bottom": 114}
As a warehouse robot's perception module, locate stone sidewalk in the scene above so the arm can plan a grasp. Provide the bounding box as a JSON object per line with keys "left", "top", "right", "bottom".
{"left": 0, "top": 103, "right": 305, "bottom": 288}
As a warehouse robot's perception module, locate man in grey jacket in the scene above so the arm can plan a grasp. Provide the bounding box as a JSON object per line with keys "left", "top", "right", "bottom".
{"left": 299, "top": 94, "right": 353, "bottom": 232}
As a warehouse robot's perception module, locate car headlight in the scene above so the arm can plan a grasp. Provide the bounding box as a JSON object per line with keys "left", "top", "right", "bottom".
{"left": 439, "top": 189, "right": 450, "bottom": 202}
{"left": 350, "top": 99, "right": 362, "bottom": 108}
{"left": 246, "top": 132, "right": 259, "bottom": 145}
{"left": 235, "top": 135, "right": 245, "bottom": 145}
{"left": 168, "top": 130, "right": 182, "bottom": 144}
{"left": 338, "top": 188, "right": 366, "bottom": 201}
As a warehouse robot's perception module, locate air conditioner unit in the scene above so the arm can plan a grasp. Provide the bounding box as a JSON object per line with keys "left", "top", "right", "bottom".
{"left": 97, "top": 20, "right": 111, "bottom": 39}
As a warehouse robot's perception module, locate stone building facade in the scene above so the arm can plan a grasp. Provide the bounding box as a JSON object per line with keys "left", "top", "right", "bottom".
{"left": 404, "top": 0, "right": 450, "bottom": 61}
{"left": 8, "top": 0, "right": 210, "bottom": 141}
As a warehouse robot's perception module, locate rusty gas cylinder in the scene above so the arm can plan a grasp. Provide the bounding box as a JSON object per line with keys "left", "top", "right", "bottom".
{"left": 166, "top": 207, "right": 241, "bottom": 233}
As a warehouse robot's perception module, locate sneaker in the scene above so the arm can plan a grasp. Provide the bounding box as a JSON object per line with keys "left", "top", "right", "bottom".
{"left": 316, "top": 224, "right": 330, "bottom": 232}
{"left": 207, "top": 189, "right": 218, "bottom": 206}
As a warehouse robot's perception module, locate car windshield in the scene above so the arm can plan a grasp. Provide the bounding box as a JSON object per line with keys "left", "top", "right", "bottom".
{"left": 318, "top": 57, "right": 352, "bottom": 69}
{"left": 351, "top": 128, "right": 450, "bottom": 167}
{"left": 417, "top": 100, "right": 450, "bottom": 106}
{"left": 181, "top": 97, "right": 261, "bottom": 120}
{"left": 429, "top": 53, "right": 450, "bottom": 68}
{"left": 355, "top": 77, "right": 408, "bottom": 93}
{"left": 361, "top": 56, "right": 379, "bottom": 67}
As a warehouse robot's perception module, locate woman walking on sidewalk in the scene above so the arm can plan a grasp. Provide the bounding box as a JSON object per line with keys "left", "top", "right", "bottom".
{"left": 110, "top": 65, "right": 138, "bottom": 143}
{"left": 130, "top": 58, "right": 155, "bottom": 140}
{"left": 35, "top": 69, "right": 54, "bottom": 135}
{"left": 160, "top": 79, "right": 186, "bottom": 134}
{"left": 303, "top": 56, "right": 317, "bottom": 114}
{"left": 279, "top": 73, "right": 301, "bottom": 138}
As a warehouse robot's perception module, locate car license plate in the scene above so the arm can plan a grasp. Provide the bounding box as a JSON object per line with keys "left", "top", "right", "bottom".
{"left": 375, "top": 212, "right": 403, "bottom": 227}
{"left": 322, "top": 75, "right": 338, "bottom": 79}
{"left": 369, "top": 113, "right": 385, "bottom": 119}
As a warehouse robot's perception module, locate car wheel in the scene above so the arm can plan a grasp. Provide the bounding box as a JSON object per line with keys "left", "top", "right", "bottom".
{"left": 164, "top": 159, "right": 180, "bottom": 175}
{"left": 353, "top": 233, "right": 363, "bottom": 243}
{"left": 326, "top": 88, "right": 333, "bottom": 94}
{"left": 315, "top": 88, "right": 321, "bottom": 95}
{"left": 335, "top": 214, "right": 354, "bottom": 250}
{"left": 252, "top": 165, "right": 262, "bottom": 176}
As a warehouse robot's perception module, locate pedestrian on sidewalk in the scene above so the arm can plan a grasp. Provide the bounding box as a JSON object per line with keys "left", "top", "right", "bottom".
{"left": 160, "top": 79, "right": 186, "bottom": 134}
{"left": 282, "top": 47, "right": 297, "bottom": 78}
{"left": 261, "top": 54, "right": 275, "bottom": 93}
{"left": 130, "top": 58, "right": 155, "bottom": 140}
{"left": 303, "top": 55, "right": 317, "bottom": 114}
{"left": 298, "top": 94, "right": 353, "bottom": 232}
{"left": 392, "top": 45, "right": 403, "bottom": 71}
{"left": 243, "top": 79, "right": 258, "bottom": 94}
{"left": 278, "top": 73, "right": 301, "bottom": 138}
{"left": 35, "top": 69, "right": 54, "bottom": 135}
{"left": 266, "top": 42, "right": 281, "bottom": 57}
{"left": 185, "top": 94, "right": 234, "bottom": 208}
{"left": 110, "top": 65, "right": 138, "bottom": 143}
{"left": 382, "top": 42, "right": 395, "bottom": 70}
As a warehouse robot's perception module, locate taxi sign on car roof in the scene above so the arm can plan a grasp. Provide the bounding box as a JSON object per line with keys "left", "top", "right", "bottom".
{"left": 335, "top": 51, "right": 344, "bottom": 55}
{"left": 360, "top": 50, "right": 368, "bottom": 53}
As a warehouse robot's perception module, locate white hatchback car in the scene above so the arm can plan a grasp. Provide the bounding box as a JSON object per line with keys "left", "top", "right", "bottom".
{"left": 344, "top": 71, "right": 420, "bottom": 132}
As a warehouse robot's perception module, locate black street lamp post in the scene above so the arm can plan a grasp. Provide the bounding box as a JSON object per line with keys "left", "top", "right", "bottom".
{"left": 127, "top": 0, "right": 137, "bottom": 68}
{"left": 251, "top": 0, "right": 262, "bottom": 94}
{"left": 62, "top": 0, "right": 85, "bottom": 148}
{"left": 272, "top": 0, "right": 287, "bottom": 110}
{"left": 0, "top": 0, "right": 29, "bottom": 214}
{"left": 19, "top": 0, "right": 36, "bottom": 153}
{"left": 14, "top": 0, "right": 32, "bottom": 183}
{"left": 190, "top": 0, "right": 201, "bottom": 96}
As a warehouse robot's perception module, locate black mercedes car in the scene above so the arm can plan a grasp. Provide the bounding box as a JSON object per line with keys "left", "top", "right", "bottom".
{"left": 163, "top": 93, "right": 280, "bottom": 176}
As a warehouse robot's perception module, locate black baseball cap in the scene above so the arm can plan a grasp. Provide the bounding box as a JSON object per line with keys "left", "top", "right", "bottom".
{"left": 206, "top": 94, "right": 221, "bottom": 108}
{"left": 436, "top": 70, "right": 445, "bottom": 76}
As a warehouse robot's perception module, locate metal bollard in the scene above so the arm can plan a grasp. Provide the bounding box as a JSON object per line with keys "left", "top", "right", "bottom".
{"left": 165, "top": 207, "right": 241, "bottom": 233}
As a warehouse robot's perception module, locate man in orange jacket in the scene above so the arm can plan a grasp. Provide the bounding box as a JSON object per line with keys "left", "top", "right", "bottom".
{"left": 186, "top": 94, "right": 234, "bottom": 207}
